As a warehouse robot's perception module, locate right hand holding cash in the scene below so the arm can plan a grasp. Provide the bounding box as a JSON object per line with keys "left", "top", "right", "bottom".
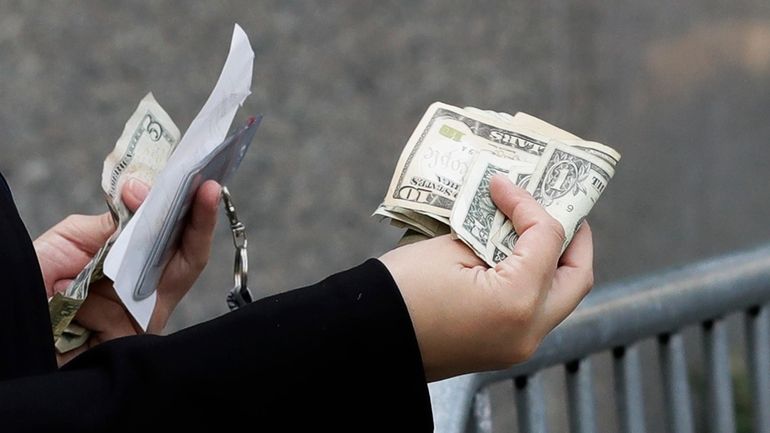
{"left": 375, "top": 102, "right": 620, "bottom": 266}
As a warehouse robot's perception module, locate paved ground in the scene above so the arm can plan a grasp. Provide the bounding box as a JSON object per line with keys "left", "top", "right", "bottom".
{"left": 2, "top": 1, "right": 770, "bottom": 430}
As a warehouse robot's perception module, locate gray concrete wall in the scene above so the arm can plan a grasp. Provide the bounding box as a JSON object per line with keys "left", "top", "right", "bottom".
{"left": 2, "top": 1, "right": 770, "bottom": 429}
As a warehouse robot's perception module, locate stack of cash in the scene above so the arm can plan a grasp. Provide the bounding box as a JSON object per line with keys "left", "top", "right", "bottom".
{"left": 375, "top": 102, "right": 620, "bottom": 266}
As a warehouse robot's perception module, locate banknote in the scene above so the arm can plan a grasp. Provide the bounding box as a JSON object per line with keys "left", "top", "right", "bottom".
{"left": 502, "top": 110, "right": 620, "bottom": 167}
{"left": 485, "top": 163, "right": 535, "bottom": 264}
{"left": 480, "top": 112, "right": 618, "bottom": 263}
{"left": 373, "top": 204, "right": 450, "bottom": 238}
{"left": 102, "top": 92, "right": 182, "bottom": 230}
{"left": 382, "top": 102, "right": 552, "bottom": 219}
{"left": 490, "top": 141, "right": 615, "bottom": 261}
{"left": 50, "top": 93, "right": 180, "bottom": 352}
{"left": 377, "top": 102, "right": 621, "bottom": 267}
{"left": 450, "top": 152, "right": 533, "bottom": 263}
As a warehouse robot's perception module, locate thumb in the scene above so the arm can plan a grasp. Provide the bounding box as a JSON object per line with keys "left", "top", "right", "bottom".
{"left": 121, "top": 178, "right": 150, "bottom": 213}
{"left": 489, "top": 174, "right": 564, "bottom": 272}
{"left": 61, "top": 212, "right": 117, "bottom": 254}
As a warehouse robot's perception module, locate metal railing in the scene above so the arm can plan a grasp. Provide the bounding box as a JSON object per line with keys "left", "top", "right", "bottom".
{"left": 429, "top": 244, "right": 770, "bottom": 433}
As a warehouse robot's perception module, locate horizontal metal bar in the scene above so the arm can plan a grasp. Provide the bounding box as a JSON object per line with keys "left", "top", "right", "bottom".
{"left": 431, "top": 244, "right": 770, "bottom": 432}
{"left": 515, "top": 373, "right": 548, "bottom": 433}
{"left": 475, "top": 243, "right": 770, "bottom": 386}
{"left": 566, "top": 358, "right": 596, "bottom": 433}
{"left": 659, "top": 333, "right": 694, "bottom": 433}
{"left": 746, "top": 305, "right": 770, "bottom": 433}
{"left": 613, "top": 345, "right": 646, "bottom": 433}
{"left": 702, "top": 319, "right": 736, "bottom": 433}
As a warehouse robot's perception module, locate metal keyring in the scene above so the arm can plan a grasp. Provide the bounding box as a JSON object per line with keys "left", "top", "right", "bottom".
{"left": 233, "top": 247, "right": 248, "bottom": 292}
{"left": 222, "top": 187, "right": 254, "bottom": 310}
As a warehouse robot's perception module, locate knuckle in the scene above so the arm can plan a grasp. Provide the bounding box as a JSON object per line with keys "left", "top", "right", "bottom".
{"left": 62, "top": 214, "right": 81, "bottom": 225}
{"left": 99, "top": 212, "right": 115, "bottom": 232}
{"left": 507, "top": 336, "right": 540, "bottom": 363}
{"left": 520, "top": 336, "right": 541, "bottom": 360}
{"left": 189, "top": 253, "right": 209, "bottom": 274}
{"left": 546, "top": 219, "right": 566, "bottom": 244}
{"left": 194, "top": 257, "right": 209, "bottom": 273}
{"left": 585, "top": 270, "right": 595, "bottom": 292}
{"left": 493, "top": 259, "right": 516, "bottom": 277}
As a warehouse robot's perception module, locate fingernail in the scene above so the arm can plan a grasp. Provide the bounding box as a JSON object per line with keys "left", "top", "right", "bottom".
{"left": 491, "top": 174, "right": 511, "bottom": 185}
{"left": 126, "top": 178, "right": 150, "bottom": 201}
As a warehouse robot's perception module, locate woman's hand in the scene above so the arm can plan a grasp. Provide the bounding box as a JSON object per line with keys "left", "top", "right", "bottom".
{"left": 379, "top": 175, "right": 594, "bottom": 382}
{"left": 34, "top": 179, "right": 221, "bottom": 364}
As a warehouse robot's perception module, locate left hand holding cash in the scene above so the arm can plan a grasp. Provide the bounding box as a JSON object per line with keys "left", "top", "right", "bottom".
{"left": 34, "top": 178, "right": 220, "bottom": 365}
{"left": 379, "top": 176, "right": 594, "bottom": 382}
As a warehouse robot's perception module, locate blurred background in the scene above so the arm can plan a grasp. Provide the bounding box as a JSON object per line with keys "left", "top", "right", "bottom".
{"left": 2, "top": 0, "right": 770, "bottom": 430}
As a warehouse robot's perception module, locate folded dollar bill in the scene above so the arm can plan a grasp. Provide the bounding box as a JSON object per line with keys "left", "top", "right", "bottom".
{"left": 376, "top": 102, "right": 620, "bottom": 266}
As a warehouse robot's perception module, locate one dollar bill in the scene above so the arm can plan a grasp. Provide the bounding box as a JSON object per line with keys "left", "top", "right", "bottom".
{"left": 489, "top": 141, "right": 616, "bottom": 264}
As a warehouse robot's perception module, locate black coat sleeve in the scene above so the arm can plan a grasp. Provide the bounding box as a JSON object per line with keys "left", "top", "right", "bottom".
{"left": 1, "top": 259, "right": 434, "bottom": 432}
{"left": 0, "top": 173, "right": 57, "bottom": 380}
